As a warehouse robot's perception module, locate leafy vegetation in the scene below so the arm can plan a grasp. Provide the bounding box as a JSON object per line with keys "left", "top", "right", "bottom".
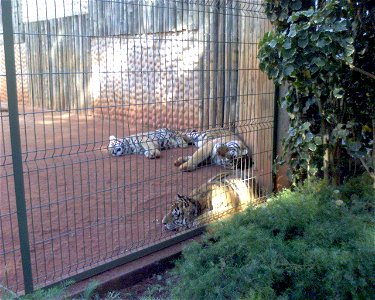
{"left": 0, "top": 280, "right": 121, "bottom": 300}
{"left": 171, "top": 176, "right": 375, "bottom": 299}
{"left": 0, "top": 280, "right": 74, "bottom": 300}
{"left": 259, "top": 0, "right": 374, "bottom": 186}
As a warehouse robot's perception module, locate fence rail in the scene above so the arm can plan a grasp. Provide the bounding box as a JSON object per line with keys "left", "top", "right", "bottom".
{"left": 0, "top": 0, "right": 274, "bottom": 294}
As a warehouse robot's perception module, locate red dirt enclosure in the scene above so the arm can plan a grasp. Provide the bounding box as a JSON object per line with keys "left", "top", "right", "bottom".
{"left": 0, "top": 109, "right": 221, "bottom": 292}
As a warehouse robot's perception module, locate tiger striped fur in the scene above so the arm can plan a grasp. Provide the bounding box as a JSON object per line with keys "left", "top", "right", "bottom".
{"left": 162, "top": 171, "right": 260, "bottom": 231}
{"left": 174, "top": 128, "right": 251, "bottom": 171}
{"left": 108, "top": 128, "right": 189, "bottom": 159}
{"left": 108, "top": 127, "right": 251, "bottom": 170}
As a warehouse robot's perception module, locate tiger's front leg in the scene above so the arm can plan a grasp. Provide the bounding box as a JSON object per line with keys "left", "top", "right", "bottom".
{"left": 174, "top": 156, "right": 191, "bottom": 167}
{"left": 178, "top": 141, "right": 214, "bottom": 171}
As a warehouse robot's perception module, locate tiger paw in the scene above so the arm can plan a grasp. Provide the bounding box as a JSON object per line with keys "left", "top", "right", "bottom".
{"left": 144, "top": 149, "right": 161, "bottom": 159}
{"left": 179, "top": 163, "right": 195, "bottom": 172}
{"left": 174, "top": 157, "right": 185, "bottom": 167}
{"left": 174, "top": 156, "right": 191, "bottom": 167}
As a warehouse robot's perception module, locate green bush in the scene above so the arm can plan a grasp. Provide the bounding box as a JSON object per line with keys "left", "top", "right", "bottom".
{"left": 171, "top": 176, "right": 375, "bottom": 299}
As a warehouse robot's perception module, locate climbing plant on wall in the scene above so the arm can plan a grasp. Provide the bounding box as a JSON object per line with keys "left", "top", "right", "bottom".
{"left": 259, "top": 0, "right": 374, "bottom": 186}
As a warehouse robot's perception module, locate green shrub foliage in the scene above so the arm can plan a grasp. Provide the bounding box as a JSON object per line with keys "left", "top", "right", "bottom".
{"left": 259, "top": 0, "right": 374, "bottom": 185}
{"left": 171, "top": 177, "right": 375, "bottom": 299}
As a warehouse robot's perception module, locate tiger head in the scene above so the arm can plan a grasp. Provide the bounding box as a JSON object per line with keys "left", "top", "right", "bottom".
{"left": 108, "top": 136, "right": 131, "bottom": 156}
{"left": 215, "top": 142, "right": 252, "bottom": 169}
{"left": 162, "top": 194, "right": 201, "bottom": 231}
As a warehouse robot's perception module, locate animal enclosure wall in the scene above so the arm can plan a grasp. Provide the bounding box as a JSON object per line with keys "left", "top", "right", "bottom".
{"left": 0, "top": 0, "right": 274, "bottom": 294}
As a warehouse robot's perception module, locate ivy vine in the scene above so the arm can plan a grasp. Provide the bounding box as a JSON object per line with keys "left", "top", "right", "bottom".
{"left": 259, "top": 0, "right": 374, "bottom": 186}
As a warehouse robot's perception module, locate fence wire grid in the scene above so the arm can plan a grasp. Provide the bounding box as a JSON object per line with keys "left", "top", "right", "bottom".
{"left": 0, "top": 0, "right": 275, "bottom": 294}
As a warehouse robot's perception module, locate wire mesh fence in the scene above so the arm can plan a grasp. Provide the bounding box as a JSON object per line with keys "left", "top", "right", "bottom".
{"left": 0, "top": 0, "right": 275, "bottom": 294}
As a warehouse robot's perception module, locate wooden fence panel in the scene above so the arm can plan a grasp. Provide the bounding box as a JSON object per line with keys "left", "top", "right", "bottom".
{"left": 88, "top": 0, "right": 198, "bottom": 36}
{"left": 24, "top": 15, "right": 91, "bottom": 110}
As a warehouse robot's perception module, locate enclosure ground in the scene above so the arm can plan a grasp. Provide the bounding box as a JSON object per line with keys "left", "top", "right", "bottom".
{"left": 67, "top": 234, "right": 198, "bottom": 300}
{"left": 118, "top": 265, "right": 175, "bottom": 299}
{"left": 0, "top": 106, "right": 220, "bottom": 291}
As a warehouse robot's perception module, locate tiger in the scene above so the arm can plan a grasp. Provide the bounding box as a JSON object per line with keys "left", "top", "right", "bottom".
{"left": 162, "top": 171, "right": 261, "bottom": 231}
{"left": 108, "top": 128, "right": 190, "bottom": 159}
{"left": 174, "top": 128, "right": 251, "bottom": 171}
{"left": 108, "top": 128, "right": 251, "bottom": 170}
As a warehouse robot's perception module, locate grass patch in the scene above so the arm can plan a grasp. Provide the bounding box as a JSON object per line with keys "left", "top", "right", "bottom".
{"left": 0, "top": 280, "right": 122, "bottom": 300}
{"left": 171, "top": 175, "right": 375, "bottom": 299}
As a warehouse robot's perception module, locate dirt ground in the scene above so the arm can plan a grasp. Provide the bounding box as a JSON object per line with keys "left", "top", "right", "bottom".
{"left": 0, "top": 107, "right": 221, "bottom": 293}
{"left": 118, "top": 266, "right": 175, "bottom": 300}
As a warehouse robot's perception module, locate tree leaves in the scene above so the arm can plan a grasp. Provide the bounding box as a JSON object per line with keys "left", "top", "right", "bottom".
{"left": 298, "top": 37, "right": 309, "bottom": 48}
{"left": 282, "top": 47, "right": 297, "bottom": 60}
{"left": 308, "top": 143, "right": 317, "bottom": 151}
{"left": 289, "top": 127, "right": 297, "bottom": 137}
{"left": 259, "top": 0, "right": 372, "bottom": 184}
{"left": 345, "top": 44, "right": 355, "bottom": 56}
{"left": 283, "top": 39, "right": 292, "bottom": 49}
{"left": 333, "top": 87, "right": 344, "bottom": 99}
{"left": 347, "top": 141, "right": 362, "bottom": 152}
{"left": 306, "top": 132, "right": 314, "bottom": 142}
{"left": 268, "top": 39, "right": 277, "bottom": 48}
{"left": 302, "top": 8, "right": 314, "bottom": 17}
{"left": 288, "top": 24, "right": 297, "bottom": 37}
{"left": 333, "top": 19, "right": 348, "bottom": 32}
{"left": 290, "top": 0, "right": 302, "bottom": 10}
{"left": 314, "top": 136, "right": 322, "bottom": 146}
{"left": 316, "top": 37, "right": 331, "bottom": 48}
{"left": 284, "top": 65, "right": 295, "bottom": 76}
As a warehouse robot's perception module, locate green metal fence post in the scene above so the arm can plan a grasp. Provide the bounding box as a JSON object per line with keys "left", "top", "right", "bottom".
{"left": 272, "top": 84, "right": 280, "bottom": 192}
{"left": 1, "top": 0, "right": 34, "bottom": 293}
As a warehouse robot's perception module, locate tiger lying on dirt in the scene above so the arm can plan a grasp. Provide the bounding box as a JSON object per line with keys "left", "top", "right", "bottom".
{"left": 173, "top": 127, "right": 250, "bottom": 171}
{"left": 162, "top": 171, "right": 261, "bottom": 231}
{"left": 108, "top": 128, "right": 189, "bottom": 159}
{"left": 108, "top": 127, "right": 251, "bottom": 171}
